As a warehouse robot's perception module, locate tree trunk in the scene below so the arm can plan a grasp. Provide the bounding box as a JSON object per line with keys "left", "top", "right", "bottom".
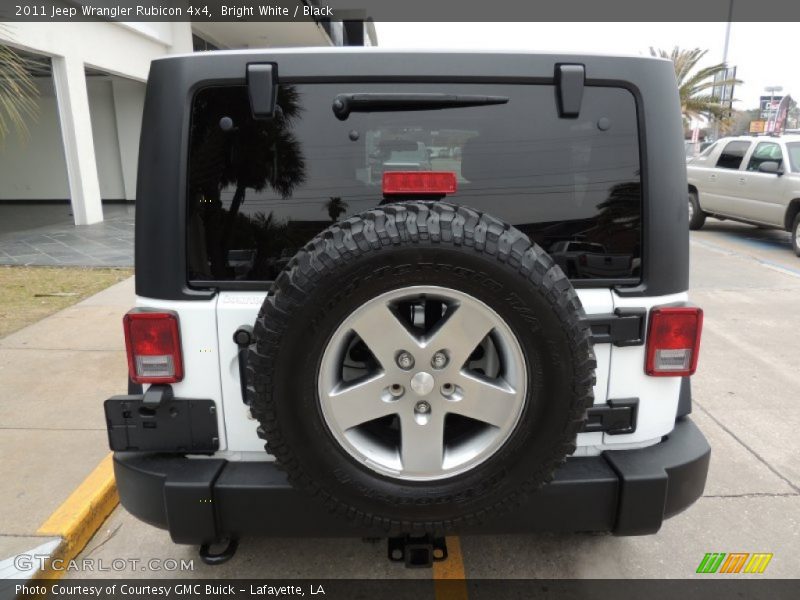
{"left": 215, "top": 184, "right": 247, "bottom": 278}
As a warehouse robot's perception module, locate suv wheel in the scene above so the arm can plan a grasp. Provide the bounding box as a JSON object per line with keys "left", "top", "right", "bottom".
{"left": 247, "top": 202, "right": 596, "bottom": 531}
{"left": 688, "top": 191, "right": 706, "bottom": 230}
{"left": 792, "top": 213, "right": 800, "bottom": 257}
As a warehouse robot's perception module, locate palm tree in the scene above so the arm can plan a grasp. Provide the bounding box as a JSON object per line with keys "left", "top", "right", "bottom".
{"left": 325, "top": 197, "right": 348, "bottom": 222}
{"left": 188, "top": 84, "right": 307, "bottom": 278}
{"left": 649, "top": 47, "right": 740, "bottom": 123}
{"left": 0, "top": 26, "right": 39, "bottom": 143}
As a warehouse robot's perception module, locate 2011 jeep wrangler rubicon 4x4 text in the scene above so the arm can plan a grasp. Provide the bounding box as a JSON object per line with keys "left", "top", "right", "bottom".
{"left": 105, "top": 49, "right": 709, "bottom": 565}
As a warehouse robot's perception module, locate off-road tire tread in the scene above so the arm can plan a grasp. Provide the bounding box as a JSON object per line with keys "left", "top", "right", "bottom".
{"left": 247, "top": 201, "right": 595, "bottom": 532}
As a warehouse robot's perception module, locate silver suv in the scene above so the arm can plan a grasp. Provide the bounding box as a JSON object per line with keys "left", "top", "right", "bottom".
{"left": 687, "top": 134, "right": 800, "bottom": 255}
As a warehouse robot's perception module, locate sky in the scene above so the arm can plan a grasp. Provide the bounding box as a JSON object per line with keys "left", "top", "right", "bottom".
{"left": 375, "top": 22, "right": 794, "bottom": 110}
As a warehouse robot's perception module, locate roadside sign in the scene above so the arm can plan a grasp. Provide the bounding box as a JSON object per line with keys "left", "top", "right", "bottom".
{"left": 712, "top": 67, "right": 737, "bottom": 110}
{"left": 749, "top": 120, "right": 766, "bottom": 133}
{"left": 760, "top": 95, "right": 784, "bottom": 120}
{"left": 770, "top": 95, "right": 792, "bottom": 133}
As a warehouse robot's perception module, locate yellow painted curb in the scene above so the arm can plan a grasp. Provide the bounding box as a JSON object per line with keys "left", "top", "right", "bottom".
{"left": 33, "top": 453, "right": 119, "bottom": 580}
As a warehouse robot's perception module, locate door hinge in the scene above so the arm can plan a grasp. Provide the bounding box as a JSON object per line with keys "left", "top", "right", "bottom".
{"left": 555, "top": 63, "right": 585, "bottom": 118}
{"left": 582, "top": 398, "right": 638, "bottom": 435}
{"left": 247, "top": 63, "right": 278, "bottom": 119}
{"left": 583, "top": 307, "right": 646, "bottom": 346}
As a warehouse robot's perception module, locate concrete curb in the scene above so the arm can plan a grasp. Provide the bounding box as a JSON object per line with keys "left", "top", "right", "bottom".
{"left": 32, "top": 454, "right": 119, "bottom": 580}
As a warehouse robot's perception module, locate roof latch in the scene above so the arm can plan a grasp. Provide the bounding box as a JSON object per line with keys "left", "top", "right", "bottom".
{"left": 555, "top": 64, "right": 585, "bottom": 118}
{"left": 247, "top": 63, "right": 278, "bottom": 119}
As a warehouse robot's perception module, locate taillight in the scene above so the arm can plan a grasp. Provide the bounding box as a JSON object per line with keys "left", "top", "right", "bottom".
{"left": 382, "top": 171, "right": 457, "bottom": 195}
{"left": 645, "top": 306, "right": 703, "bottom": 377}
{"left": 123, "top": 310, "right": 184, "bottom": 384}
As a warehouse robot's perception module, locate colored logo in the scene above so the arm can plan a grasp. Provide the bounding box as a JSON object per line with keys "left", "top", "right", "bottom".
{"left": 696, "top": 553, "right": 773, "bottom": 574}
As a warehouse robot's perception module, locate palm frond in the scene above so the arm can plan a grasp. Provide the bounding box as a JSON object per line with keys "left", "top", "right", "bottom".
{"left": 652, "top": 45, "right": 742, "bottom": 123}
{"left": 0, "top": 38, "right": 40, "bottom": 142}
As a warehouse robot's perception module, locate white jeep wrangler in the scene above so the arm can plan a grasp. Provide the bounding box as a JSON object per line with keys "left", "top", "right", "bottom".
{"left": 105, "top": 49, "right": 709, "bottom": 567}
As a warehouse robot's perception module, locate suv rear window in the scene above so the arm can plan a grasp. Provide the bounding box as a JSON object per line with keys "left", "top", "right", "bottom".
{"left": 187, "top": 83, "right": 642, "bottom": 284}
{"left": 716, "top": 140, "right": 751, "bottom": 170}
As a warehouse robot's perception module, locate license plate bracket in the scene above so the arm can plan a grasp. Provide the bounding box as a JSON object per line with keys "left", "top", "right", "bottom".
{"left": 105, "top": 395, "right": 219, "bottom": 453}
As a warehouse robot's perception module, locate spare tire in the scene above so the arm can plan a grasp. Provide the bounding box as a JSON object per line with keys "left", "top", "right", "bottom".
{"left": 247, "top": 201, "right": 595, "bottom": 532}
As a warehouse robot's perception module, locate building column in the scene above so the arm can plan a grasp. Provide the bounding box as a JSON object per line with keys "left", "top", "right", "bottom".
{"left": 170, "top": 22, "right": 195, "bottom": 53}
{"left": 111, "top": 77, "right": 145, "bottom": 201}
{"left": 51, "top": 54, "right": 103, "bottom": 225}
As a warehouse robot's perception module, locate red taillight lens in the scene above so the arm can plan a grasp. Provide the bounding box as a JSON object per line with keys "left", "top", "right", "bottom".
{"left": 382, "top": 171, "right": 457, "bottom": 195}
{"left": 123, "top": 310, "right": 183, "bottom": 384}
{"left": 645, "top": 306, "right": 703, "bottom": 377}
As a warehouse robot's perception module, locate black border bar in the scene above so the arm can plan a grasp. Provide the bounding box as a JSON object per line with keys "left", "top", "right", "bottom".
{"left": 2, "top": 0, "right": 800, "bottom": 23}
{"left": 8, "top": 579, "right": 800, "bottom": 600}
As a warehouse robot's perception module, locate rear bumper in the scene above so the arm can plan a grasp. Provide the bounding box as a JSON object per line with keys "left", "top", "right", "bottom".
{"left": 113, "top": 417, "right": 710, "bottom": 545}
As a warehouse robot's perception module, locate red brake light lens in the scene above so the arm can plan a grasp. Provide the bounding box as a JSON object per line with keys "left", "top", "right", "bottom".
{"left": 123, "top": 310, "right": 183, "bottom": 384}
{"left": 645, "top": 307, "right": 703, "bottom": 377}
{"left": 382, "top": 171, "right": 457, "bottom": 195}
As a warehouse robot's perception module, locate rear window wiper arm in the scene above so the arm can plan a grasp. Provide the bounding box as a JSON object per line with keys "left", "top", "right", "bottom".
{"left": 332, "top": 93, "right": 509, "bottom": 120}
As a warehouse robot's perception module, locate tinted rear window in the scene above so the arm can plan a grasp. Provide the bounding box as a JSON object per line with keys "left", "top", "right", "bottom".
{"left": 187, "top": 83, "right": 641, "bottom": 284}
{"left": 716, "top": 141, "right": 751, "bottom": 170}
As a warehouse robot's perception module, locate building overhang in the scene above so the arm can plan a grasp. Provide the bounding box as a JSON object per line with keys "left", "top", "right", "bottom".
{"left": 192, "top": 21, "right": 333, "bottom": 49}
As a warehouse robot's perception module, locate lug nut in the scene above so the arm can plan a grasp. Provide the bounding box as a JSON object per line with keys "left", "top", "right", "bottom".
{"left": 415, "top": 401, "right": 431, "bottom": 414}
{"left": 396, "top": 351, "right": 415, "bottom": 370}
{"left": 431, "top": 351, "right": 448, "bottom": 370}
{"left": 389, "top": 384, "right": 404, "bottom": 398}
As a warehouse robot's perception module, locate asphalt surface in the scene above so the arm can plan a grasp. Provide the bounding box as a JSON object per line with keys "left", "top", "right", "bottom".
{"left": 72, "top": 218, "right": 800, "bottom": 580}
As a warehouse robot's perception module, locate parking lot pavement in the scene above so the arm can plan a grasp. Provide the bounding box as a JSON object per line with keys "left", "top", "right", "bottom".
{"left": 73, "top": 218, "right": 800, "bottom": 580}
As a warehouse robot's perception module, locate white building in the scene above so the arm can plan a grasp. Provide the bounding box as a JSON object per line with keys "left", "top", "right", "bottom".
{"left": 0, "top": 20, "right": 376, "bottom": 225}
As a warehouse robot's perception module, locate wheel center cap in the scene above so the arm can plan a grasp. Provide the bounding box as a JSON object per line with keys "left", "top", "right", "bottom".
{"left": 410, "top": 371, "right": 435, "bottom": 396}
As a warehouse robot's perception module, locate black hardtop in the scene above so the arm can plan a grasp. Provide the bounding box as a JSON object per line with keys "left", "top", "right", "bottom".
{"left": 135, "top": 49, "right": 688, "bottom": 300}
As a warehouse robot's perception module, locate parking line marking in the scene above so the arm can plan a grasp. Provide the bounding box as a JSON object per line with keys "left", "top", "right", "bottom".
{"left": 691, "top": 238, "right": 800, "bottom": 278}
{"left": 433, "top": 535, "right": 468, "bottom": 600}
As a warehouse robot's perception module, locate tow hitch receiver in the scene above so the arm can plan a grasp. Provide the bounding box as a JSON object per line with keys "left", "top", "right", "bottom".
{"left": 388, "top": 534, "right": 448, "bottom": 568}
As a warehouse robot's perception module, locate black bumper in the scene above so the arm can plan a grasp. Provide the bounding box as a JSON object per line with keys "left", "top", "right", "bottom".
{"left": 113, "top": 417, "right": 709, "bottom": 544}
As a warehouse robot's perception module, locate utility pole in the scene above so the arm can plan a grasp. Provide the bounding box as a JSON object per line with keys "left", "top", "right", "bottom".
{"left": 722, "top": 1, "right": 733, "bottom": 65}
{"left": 713, "top": 2, "right": 734, "bottom": 141}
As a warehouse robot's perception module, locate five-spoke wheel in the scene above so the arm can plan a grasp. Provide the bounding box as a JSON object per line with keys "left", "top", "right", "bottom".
{"left": 318, "top": 285, "right": 527, "bottom": 481}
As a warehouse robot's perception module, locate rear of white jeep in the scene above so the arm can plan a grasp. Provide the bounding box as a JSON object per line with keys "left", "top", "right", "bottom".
{"left": 106, "top": 49, "right": 709, "bottom": 566}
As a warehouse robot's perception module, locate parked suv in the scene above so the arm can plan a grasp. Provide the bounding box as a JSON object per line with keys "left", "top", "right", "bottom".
{"left": 687, "top": 134, "right": 800, "bottom": 255}
{"left": 105, "top": 49, "right": 708, "bottom": 564}
{"left": 549, "top": 240, "right": 634, "bottom": 279}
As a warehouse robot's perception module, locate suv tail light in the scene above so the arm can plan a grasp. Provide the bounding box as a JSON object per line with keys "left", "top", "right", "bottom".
{"left": 645, "top": 306, "right": 703, "bottom": 377}
{"left": 123, "top": 310, "right": 184, "bottom": 384}
{"left": 382, "top": 171, "right": 457, "bottom": 195}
